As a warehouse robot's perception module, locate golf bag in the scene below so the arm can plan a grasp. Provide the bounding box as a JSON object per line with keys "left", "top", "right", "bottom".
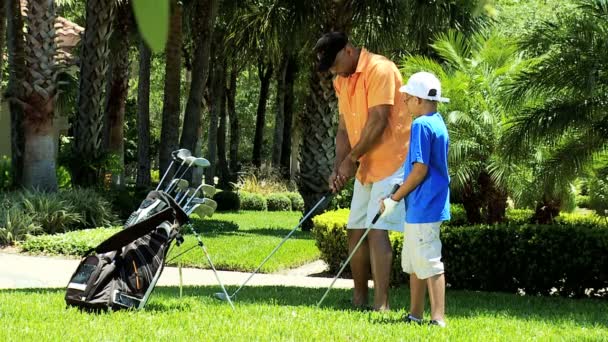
{"left": 65, "top": 191, "right": 189, "bottom": 311}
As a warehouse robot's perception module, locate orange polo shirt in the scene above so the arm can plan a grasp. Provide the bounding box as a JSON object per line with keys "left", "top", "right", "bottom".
{"left": 333, "top": 49, "right": 411, "bottom": 184}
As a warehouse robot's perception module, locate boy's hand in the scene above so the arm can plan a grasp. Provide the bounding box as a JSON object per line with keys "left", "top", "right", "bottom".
{"left": 379, "top": 196, "right": 399, "bottom": 218}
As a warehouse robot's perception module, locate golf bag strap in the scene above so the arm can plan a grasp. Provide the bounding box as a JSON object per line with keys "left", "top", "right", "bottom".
{"left": 92, "top": 207, "right": 177, "bottom": 255}
{"left": 158, "top": 191, "right": 189, "bottom": 226}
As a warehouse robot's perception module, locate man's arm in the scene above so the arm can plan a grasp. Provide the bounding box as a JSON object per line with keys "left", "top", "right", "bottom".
{"left": 346, "top": 104, "right": 390, "bottom": 163}
{"left": 330, "top": 114, "right": 351, "bottom": 192}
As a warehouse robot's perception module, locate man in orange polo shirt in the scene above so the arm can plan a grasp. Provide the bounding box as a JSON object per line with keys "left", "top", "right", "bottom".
{"left": 314, "top": 32, "right": 411, "bottom": 311}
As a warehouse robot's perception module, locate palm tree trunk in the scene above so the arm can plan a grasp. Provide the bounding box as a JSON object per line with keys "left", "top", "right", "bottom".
{"left": 179, "top": 0, "right": 218, "bottom": 172}
{"left": 73, "top": 0, "right": 115, "bottom": 187}
{"left": 205, "top": 52, "right": 225, "bottom": 184}
{"left": 6, "top": 0, "right": 26, "bottom": 188}
{"left": 228, "top": 66, "right": 239, "bottom": 177}
{"left": 103, "top": 1, "right": 131, "bottom": 187}
{"left": 0, "top": 0, "right": 6, "bottom": 84}
{"left": 252, "top": 60, "right": 273, "bottom": 167}
{"left": 217, "top": 79, "right": 229, "bottom": 188}
{"left": 136, "top": 38, "right": 152, "bottom": 187}
{"left": 280, "top": 55, "right": 297, "bottom": 179}
{"left": 21, "top": 0, "right": 61, "bottom": 192}
{"left": 272, "top": 55, "right": 288, "bottom": 167}
{"left": 159, "top": 0, "right": 183, "bottom": 180}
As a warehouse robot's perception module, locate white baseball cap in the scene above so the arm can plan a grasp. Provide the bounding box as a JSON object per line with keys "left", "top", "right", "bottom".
{"left": 399, "top": 71, "right": 450, "bottom": 103}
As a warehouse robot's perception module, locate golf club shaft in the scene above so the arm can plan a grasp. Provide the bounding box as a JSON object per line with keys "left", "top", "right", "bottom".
{"left": 166, "top": 164, "right": 193, "bottom": 193}
{"left": 227, "top": 194, "right": 331, "bottom": 298}
{"left": 184, "top": 183, "right": 205, "bottom": 208}
{"left": 155, "top": 160, "right": 175, "bottom": 191}
{"left": 316, "top": 184, "right": 400, "bottom": 307}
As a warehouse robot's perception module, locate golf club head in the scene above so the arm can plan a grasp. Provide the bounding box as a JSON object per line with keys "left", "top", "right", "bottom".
{"left": 172, "top": 148, "right": 192, "bottom": 161}
{"left": 189, "top": 198, "right": 217, "bottom": 211}
{"left": 192, "top": 157, "right": 211, "bottom": 168}
{"left": 201, "top": 184, "right": 216, "bottom": 197}
{"left": 214, "top": 292, "right": 231, "bottom": 301}
{"left": 191, "top": 203, "right": 215, "bottom": 218}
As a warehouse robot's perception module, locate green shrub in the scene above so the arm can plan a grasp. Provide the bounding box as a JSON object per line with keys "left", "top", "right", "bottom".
{"left": 21, "top": 227, "right": 119, "bottom": 255}
{"left": 0, "top": 206, "right": 43, "bottom": 245}
{"left": 0, "top": 156, "right": 11, "bottom": 191}
{"left": 20, "top": 192, "right": 82, "bottom": 234}
{"left": 59, "top": 188, "right": 118, "bottom": 228}
{"left": 56, "top": 166, "right": 72, "bottom": 189}
{"left": 327, "top": 179, "right": 354, "bottom": 210}
{"left": 284, "top": 192, "right": 305, "bottom": 212}
{"left": 506, "top": 208, "right": 534, "bottom": 225}
{"left": 266, "top": 193, "right": 292, "bottom": 211}
{"left": 445, "top": 204, "right": 467, "bottom": 227}
{"left": 213, "top": 191, "right": 240, "bottom": 211}
{"left": 239, "top": 191, "right": 267, "bottom": 211}
{"left": 105, "top": 186, "right": 152, "bottom": 220}
{"left": 555, "top": 212, "right": 607, "bottom": 227}
{"left": 312, "top": 209, "right": 608, "bottom": 297}
{"left": 576, "top": 195, "right": 591, "bottom": 208}
{"left": 589, "top": 176, "right": 608, "bottom": 217}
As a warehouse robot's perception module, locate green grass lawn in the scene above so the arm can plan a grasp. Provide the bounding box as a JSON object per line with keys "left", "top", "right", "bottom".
{"left": 1, "top": 286, "right": 606, "bottom": 341}
{"left": 20, "top": 211, "right": 319, "bottom": 273}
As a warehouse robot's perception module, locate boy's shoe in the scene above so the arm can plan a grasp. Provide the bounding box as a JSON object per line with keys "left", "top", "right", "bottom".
{"left": 403, "top": 313, "right": 423, "bottom": 325}
{"left": 428, "top": 319, "right": 447, "bottom": 328}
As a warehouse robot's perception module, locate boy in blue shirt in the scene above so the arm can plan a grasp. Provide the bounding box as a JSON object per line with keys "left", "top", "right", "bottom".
{"left": 380, "top": 71, "right": 450, "bottom": 327}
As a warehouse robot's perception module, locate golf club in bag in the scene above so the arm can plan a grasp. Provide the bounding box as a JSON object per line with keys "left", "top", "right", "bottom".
{"left": 214, "top": 193, "right": 333, "bottom": 302}
{"left": 316, "top": 184, "right": 400, "bottom": 308}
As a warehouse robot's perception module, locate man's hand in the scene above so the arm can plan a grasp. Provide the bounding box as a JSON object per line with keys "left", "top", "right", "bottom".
{"left": 334, "top": 158, "right": 356, "bottom": 192}
{"left": 379, "top": 196, "right": 399, "bottom": 218}
{"left": 328, "top": 170, "right": 339, "bottom": 193}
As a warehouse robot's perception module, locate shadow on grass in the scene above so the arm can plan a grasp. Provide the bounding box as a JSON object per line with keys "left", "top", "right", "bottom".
{"left": 6, "top": 286, "right": 607, "bottom": 327}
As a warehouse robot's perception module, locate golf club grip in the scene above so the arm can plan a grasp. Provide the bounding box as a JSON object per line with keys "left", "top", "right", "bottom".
{"left": 371, "top": 184, "right": 401, "bottom": 225}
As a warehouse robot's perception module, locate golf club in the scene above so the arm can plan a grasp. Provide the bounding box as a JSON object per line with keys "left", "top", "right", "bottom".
{"left": 183, "top": 184, "right": 216, "bottom": 209}
{"left": 316, "top": 184, "right": 400, "bottom": 308}
{"left": 189, "top": 203, "right": 216, "bottom": 218}
{"left": 156, "top": 149, "right": 191, "bottom": 191}
{"left": 167, "top": 157, "right": 211, "bottom": 193}
{"left": 214, "top": 193, "right": 332, "bottom": 302}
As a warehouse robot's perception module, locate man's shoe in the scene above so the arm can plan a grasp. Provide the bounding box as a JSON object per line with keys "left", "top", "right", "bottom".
{"left": 428, "top": 319, "right": 447, "bottom": 328}
{"left": 403, "top": 313, "right": 423, "bottom": 325}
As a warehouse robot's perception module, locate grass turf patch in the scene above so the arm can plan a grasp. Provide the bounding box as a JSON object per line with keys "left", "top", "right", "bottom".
{"left": 20, "top": 211, "right": 318, "bottom": 273}
{"left": 0, "top": 286, "right": 606, "bottom": 341}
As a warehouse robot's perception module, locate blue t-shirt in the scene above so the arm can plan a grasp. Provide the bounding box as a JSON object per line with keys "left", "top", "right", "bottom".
{"left": 403, "top": 112, "right": 450, "bottom": 223}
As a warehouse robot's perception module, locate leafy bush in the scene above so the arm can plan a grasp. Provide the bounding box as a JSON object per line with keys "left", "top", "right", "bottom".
{"left": 445, "top": 204, "right": 467, "bottom": 227}
{"left": 506, "top": 209, "right": 534, "bottom": 225}
{"left": 555, "top": 212, "right": 607, "bottom": 227}
{"left": 327, "top": 179, "right": 354, "bottom": 210}
{"left": 576, "top": 195, "right": 591, "bottom": 209}
{"left": 234, "top": 164, "right": 290, "bottom": 195}
{"left": 0, "top": 206, "right": 43, "bottom": 245}
{"left": 284, "top": 192, "right": 305, "bottom": 212}
{"left": 213, "top": 191, "right": 240, "bottom": 211}
{"left": 56, "top": 166, "right": 72, "bottom": 189}
{"left": 239, "top": 191, "right": 267, "bottom": 211}
{"left": 266, "top": 193, "right": 292, "bottom": 211}
{"left": 589, "top": 176, "right": 608, "bottom": 218}
{"left": 59, "top": 188, "right": 118, "bottom": 228}
{"left": 21, "top": 227, "right": 119, "bottom": 255}
{"left": 104, "top": 186, "right": 152, "bottom": 220}
{"left": 0, "top": 156, "right": 11, "bottom": 191}
{"left": 20, "top": 192, "right": 82, "bottom": 234}
{"left": 313, "top": 209, "right": 608, "bottom": 297}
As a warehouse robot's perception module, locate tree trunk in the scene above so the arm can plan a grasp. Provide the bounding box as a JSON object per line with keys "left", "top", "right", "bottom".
{"left": 461, "top": 183, "right": 483, "bottom": 224}
{"left": 271, "top": 55, "right": 288, "bottom": 167}
{"left": 280, "top": 55, "right": 297, "bottom": 179}
{"left": 136, "top": 38, "right": 152, "bottom": 187}
{"left": 0, "top": 0, "right": 6, "bottom": 84}
{"left": 252, "top": 60, "right": 273, "bottom": 167}
{"left": 217, "top": 77, "right": 229, "bottom": 188}
{"left": 73, "top": 0, "right": 115, "bottom": 187}
{"left": 532, "top": 196, "right": 561, "bottom": 224}
{"left": 179, "top": 0, "right": 218, "bottom": 174}
{"left": 21, "top": 0, "right": 60, "bottom": 192}
{"left": 6, "top": 0, "right": 26, "bottom": 188}
{"left": 103, "top": 1, "right": 131, "bottom": 188}
{"left": 159, "top": 0, "right": 183, "bottom": 180}
{"left": 205, "top": 54, "right": 224, "bottom": 184}
{"left": 227, "top": 66, "right": 239, "bottom": 178}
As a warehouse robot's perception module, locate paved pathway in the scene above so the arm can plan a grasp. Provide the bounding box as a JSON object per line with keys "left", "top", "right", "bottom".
{"left": 0, "top": 252, "right": 370, "bottom": 290}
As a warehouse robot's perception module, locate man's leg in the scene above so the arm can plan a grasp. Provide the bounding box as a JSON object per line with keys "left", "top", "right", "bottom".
{"left": 367, "top": 229, "right": 392, "bottom": 311}
{"left": 409, "top": 273, "right": 426, "bottom": 319}
{"left": 347, "top": 229, "right": 370, "bottom": 307}
{"left": 427, "top": 273, "right": 446, "bottom": 322}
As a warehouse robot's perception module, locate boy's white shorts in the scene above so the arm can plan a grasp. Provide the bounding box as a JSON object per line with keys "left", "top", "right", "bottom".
{"left": 347, "top": 167, "right": 405, "bottom": 232}
{"left": 402, "top": 222, "right": 444, "bottom": 279}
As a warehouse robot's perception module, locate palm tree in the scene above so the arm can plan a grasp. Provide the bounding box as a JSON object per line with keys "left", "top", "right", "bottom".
{"left": 72, "top": 0, "right": 115, "bottom": 187}
{"left": 158, "top": 0, "right": 183, "bottom": 181}
{"left": 403, "top": 31, "right": 527, "bottom": 223}
{"left": 103, "top": 0, "right": 132, "bottom": 187}
{"left": 5, "top": 0, "right": 26, "bottom": 188}
{"left": 502, "top": 0, "right": 608, "bottom": 222}
{"left": 19, "top": 0, "right": 61, "bottom": 191}
{"left": 135, "top": 37, "right": 152, "bottom": 187}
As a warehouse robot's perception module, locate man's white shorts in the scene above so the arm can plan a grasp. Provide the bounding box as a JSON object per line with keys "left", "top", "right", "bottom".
{"left": 402, "top": 221, "right": 444, "bottom": 279}
{"left": 347, "top": 167, "right": 405, "bottom": 232}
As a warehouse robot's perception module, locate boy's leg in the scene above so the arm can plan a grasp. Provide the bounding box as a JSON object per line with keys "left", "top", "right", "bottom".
{"left": 409, "top": 273, "right": 427, "bottom": 319}
{"left": 347, "top": 229, "right": 370, "bottom": 306}
{"left": 427, "top": 273, "right": 446, "bottom": 322}
{"left": 367, "top": 229, "right": 392, "bottom": 311}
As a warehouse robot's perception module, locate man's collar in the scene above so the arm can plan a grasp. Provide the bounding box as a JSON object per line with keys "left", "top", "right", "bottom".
{"left": 354, "top": 48, "right": 369, "bottom": 74}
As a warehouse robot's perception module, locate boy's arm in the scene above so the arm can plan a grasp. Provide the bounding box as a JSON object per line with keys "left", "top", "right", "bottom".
{"left": 391, "top": 162, "right": 428, "bottom": 201}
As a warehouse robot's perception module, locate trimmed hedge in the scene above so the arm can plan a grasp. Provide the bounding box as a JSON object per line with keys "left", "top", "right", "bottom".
{"left": 283, "top": 192, "right": 305, "bottom": 211}
{"left": 266, "top": 193, "right": 291, "bottom": 211}
{"left": 239, "top": 191, "right": 267, "bottom": 211}
{"left": 213, "top": 191, "right": 240, "bottom": 211}
{"left": 312, "top": 209, "right": 608, "bottom": 297}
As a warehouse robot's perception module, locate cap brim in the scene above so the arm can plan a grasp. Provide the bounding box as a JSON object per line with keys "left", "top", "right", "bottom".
{"left": 399, "top": 85, "right": 450, "bottom": 103}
